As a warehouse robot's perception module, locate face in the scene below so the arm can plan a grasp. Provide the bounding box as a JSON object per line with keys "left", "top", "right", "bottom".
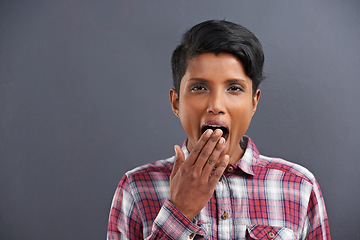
{"left": 170, "top": 53, "right": 260, "bottom": 164}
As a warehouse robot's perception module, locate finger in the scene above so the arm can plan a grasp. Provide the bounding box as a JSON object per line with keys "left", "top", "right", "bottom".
{"left": 201, "top": 136, "right": 226, "bottom": 177}
{"left": 183, "top": 129, "right": 213, "bottom": 167}
{"left": 192, "top": 129, "right": 223, "bottom": 171}
{"left": 208, "top": 154, "right": 229, "bottom": 185}
{"left": 170, "top": 145, "right": 185, "bottom": 180}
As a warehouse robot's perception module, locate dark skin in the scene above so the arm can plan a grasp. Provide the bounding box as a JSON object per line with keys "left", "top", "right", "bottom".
{"left": 168, "top": 53, "right": 260, "bottom": 221}
{"left": 169, "top": 128, "right": 229, "bottom": 220}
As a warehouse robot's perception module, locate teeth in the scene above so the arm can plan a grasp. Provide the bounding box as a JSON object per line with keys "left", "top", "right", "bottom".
{"left": 203, "top": 125, "right": 227, "bottom": 130}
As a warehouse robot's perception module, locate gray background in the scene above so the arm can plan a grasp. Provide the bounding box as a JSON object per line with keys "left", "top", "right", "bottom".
{"left": 1, "top": 0, "right": 359, "bottom": 239}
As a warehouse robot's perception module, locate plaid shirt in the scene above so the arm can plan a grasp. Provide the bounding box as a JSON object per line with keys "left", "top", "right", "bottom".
{"left": 107, "top": 137, "right": 330, "bottom": 239}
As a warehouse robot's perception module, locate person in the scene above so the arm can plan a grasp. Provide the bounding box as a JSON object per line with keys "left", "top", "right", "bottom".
{"left": 107, "top": 20, "right": 330, "bottom": 239}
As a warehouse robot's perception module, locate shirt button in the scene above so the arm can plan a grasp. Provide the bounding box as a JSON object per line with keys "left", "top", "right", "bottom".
{"left": 268, "top": 232, "right": 275, "bottom": 238}
{"left": 221, "top": 212, "right": 228, "bottom": 220}
{"left": 227, "top": 165, "right": 234, "bottom": 172}
{"left": 189, "top": 233, "right": 195, "bottom": 239}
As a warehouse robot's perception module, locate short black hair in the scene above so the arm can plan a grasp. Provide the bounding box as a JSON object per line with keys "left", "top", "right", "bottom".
{"left": 171, "top": 20, "right": 265, "bottom": 95}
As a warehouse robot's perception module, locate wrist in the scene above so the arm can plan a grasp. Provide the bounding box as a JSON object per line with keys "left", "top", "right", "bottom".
{"left": 169, "top": 198, "right": 197, "bottom": 220}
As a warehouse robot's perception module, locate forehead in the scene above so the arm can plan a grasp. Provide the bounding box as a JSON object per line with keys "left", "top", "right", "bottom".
{"left": 182, "top": 52, "right": 249, "bottom": 83}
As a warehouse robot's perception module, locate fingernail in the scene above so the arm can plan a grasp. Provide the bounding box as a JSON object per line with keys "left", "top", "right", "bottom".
{"left": 174, "top": 145, "right": 178, "bottom": 157}
{"left": 205, "top": 129, "right": 213, "bottom": 137}
{"left": 214, "top": 129, "right": 222, "bottom": 137}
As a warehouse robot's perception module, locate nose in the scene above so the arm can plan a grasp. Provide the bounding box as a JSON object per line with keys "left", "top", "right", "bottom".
{"left": 207, "top": 91, "right": 225, "bottom": 115}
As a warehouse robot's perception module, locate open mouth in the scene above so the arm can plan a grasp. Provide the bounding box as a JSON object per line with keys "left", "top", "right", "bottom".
{"left": 201, "top": 125, "right": 229, "bottom": 140}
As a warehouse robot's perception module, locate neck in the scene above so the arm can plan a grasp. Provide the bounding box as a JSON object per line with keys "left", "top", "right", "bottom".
{"left": 228, "top": 144, "right": 245, "bottom": 164}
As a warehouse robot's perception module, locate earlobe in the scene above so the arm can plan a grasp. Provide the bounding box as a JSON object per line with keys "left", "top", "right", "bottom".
{"left": 169, "top": 88, "right": 180, "bottom": 117}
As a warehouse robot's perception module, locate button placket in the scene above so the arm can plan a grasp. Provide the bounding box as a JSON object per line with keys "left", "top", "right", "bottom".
{"left": 215, "top": 175, "right": 232, "bottom": 239}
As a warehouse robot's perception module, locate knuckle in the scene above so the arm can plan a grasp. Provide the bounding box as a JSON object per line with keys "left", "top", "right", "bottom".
{"left": 212, "top": 171, "right": 220, "bottom": 177}
{"left": 198, "top": 136, "right": 208, "bottom": 146}
{"left": 215, "top": 142, "right": 224, "bottom": 151}
{"left": 181, "top": 167, "right": 190, "bottom": 175}
{"left": 178, "top": 167, "right": 187, "bottom": 176}
{"left": 210, "top": 136, "right": 219, "bottom": 143}
{"left": 185, "top": 169, "right": 198, "bottom": 179}
{"left": 200, "top": 149, "right": 211, "bottom": 157}
{"left": 191, "top": 145, "right": 202, "bottom": 155}
{"left": 207, "top": 156, "right": 218, "bottom": 165}
{"left": 201, "top": 136, "right": 208, "bottom": 142}
{"left": 219, "top": 159, "right": 228, "bottom": 168}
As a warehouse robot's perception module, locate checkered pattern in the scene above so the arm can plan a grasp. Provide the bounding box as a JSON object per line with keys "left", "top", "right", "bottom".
{"left": 107, "top": 137, "right": 330, "bottom": 239}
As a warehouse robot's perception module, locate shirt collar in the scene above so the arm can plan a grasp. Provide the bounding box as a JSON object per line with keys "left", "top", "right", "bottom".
{"left": 180, "top": 136, "right": 259, "bottom": 176}
{"left": 233, "top": 136, "right": 258, "bottom": 176}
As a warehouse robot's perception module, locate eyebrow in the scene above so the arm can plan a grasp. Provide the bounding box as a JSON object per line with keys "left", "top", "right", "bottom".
{"left": 188, "top": 78, "right": 247, "bottom": 84}
{"left": 225, "top": 79, "right": 247, "bottom": 84}
{"left": 188, "top": 78, "right": 208, "bottom": 83}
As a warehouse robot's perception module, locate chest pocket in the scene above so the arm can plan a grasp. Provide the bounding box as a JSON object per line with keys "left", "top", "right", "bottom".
{"left": 246, "top": 225, "right": 296, "bottom": 240}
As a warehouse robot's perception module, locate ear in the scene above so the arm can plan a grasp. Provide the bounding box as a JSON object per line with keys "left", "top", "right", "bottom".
{"left": 169, "top": 88, "right": 180, "bottom": 118}
{"left": 252, "top": 89, "right": 261, "bottom": 116}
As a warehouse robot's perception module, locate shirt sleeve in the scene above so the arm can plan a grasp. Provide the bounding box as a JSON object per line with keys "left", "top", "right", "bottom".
{"left": 303, "top": 178, "right": 331, "bottom": 240}
{"left": 150, "top": 200, "right": 206, "bottom": 239}
{"left": 107, "top": 174, "right": 206, "bottom": 240}
{"left": 107, "top": 174, "right": 143, "bottom": 239}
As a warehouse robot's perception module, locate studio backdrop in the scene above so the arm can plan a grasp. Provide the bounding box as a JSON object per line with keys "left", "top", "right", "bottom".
{"left": 0, "top": 0, "right": 359, "bottom": 239}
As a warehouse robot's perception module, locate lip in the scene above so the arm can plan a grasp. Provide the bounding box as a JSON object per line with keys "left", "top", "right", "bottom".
{"left": 201, "top": 120, "right": 230, "bottom": 140}
{"left": 201, "top": 120, "right": 229, "bottom": 130}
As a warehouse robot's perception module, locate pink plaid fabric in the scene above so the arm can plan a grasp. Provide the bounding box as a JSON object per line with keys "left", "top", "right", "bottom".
{"left": 107, "top": 137, "right": 330, "bottom": 239}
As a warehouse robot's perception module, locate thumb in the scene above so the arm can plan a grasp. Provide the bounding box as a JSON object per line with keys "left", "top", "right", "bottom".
{"left": 170, "top": 145, "right": 185, "bottom": 180}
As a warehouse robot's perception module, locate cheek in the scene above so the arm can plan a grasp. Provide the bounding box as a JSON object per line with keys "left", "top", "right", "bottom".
{"left": 179, "top": 101, "right": 198, "bottom": 126}
{"left": 179, "top": 99, "right": 206, "bottom": 136}
{"left": 179, "top": 97, "right": 203, "bottom": 116}
{"left": 231, "top": 104, "right": 254, "bottom": 129}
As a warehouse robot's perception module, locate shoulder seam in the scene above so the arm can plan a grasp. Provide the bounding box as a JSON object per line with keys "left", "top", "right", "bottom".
{"left": 257, "top": 155, "right": 315, "bottom": 184}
